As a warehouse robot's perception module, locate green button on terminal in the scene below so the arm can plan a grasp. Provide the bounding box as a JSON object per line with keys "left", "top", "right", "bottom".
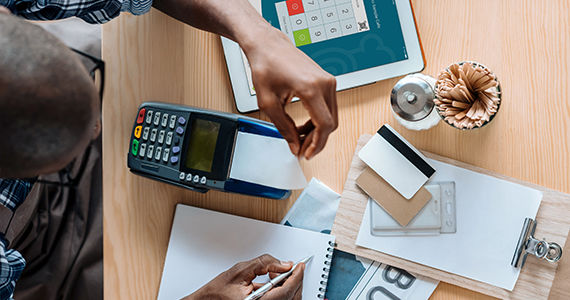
{"left": 131, "top": 139, "right": 140, "bottom": 156}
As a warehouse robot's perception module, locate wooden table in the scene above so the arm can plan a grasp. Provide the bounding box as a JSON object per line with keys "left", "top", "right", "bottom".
{"left": 102, "top": 0, "right": 570, "bottom": 299}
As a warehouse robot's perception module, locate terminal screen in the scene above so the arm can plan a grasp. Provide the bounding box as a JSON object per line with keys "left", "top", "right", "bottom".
{"left": 185, "top": 119, "right": 221, "bottom": 172}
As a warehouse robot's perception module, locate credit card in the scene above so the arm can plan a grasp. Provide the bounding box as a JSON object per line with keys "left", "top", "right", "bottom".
{"left": 358, "top": 124, "right": 435, "bottom": 199}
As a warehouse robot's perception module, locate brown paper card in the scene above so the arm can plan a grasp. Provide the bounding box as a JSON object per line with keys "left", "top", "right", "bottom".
{"left": 548, "top": 229, "right": 570, "bottom": 300}
{"left": 356, "top": 167, "right": 432, "bottom": 226}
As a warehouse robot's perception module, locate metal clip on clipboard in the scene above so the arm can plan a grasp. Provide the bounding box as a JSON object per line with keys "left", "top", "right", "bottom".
{"left": 511, "top": 218, "right": 563, "bottom": 269}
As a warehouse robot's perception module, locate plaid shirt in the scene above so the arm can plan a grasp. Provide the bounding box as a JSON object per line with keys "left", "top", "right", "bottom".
{"left": 0, "top": 0, "right": 152, "bottom": 24}
{"left": 0, "top": 179, "right": 33, "bottom": 300}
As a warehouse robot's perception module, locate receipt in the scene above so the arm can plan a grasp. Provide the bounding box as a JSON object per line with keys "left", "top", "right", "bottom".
{"left": 229, "top": 132, "right": 307, "bottom": 190}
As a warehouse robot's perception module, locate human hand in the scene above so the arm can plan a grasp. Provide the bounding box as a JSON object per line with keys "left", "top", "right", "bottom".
{"left": 183, "top": 254, "right": 304, "bottom": 300}
{"left": 152, "top": 0, "right": 337, "bottom": 159}
{"left": 241, "top": 26, "right": 338, "bottom": 159}
{"left": 0, "top": 6, "right": 10, "bottom": 14}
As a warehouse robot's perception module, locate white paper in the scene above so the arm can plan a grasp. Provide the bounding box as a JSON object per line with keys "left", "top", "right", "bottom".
{"left": 280, "top": 178, "right": 341, "bottom": 231}
{"left": 158, "top": 204, "right": 335, "bottom": 300}
{"left": 230, "top": 132, "right": 307, "bottom": 190}
{"left": 356, "top": 158, "right": 542, "bottom": 291}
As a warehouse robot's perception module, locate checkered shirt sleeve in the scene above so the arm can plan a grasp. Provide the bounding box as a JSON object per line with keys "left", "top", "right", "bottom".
{"left": 0, "top": 0, "right": 153, "bottom": 24}
{"left": 0, "top": 179, "right": 32, "bottom": 212}
{"left": 0, "top": 179, "right": 32, "bottom": 300}
{"left": 0, "top": 236, "right": 25, "bottom": 300}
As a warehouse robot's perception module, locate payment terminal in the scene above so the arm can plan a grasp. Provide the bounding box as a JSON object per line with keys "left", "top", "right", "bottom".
{"left": 127, "top": 102, "right": 291, "bottom": 199}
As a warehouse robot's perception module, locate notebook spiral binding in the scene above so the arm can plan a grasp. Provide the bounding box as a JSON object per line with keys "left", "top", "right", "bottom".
{"left": 317, "top": 241, "right": 337, "bottom": 299}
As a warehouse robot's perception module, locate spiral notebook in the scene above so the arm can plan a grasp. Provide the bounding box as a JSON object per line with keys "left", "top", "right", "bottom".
{"left": 157, "top": 204, "right": 336, "bottom": 300}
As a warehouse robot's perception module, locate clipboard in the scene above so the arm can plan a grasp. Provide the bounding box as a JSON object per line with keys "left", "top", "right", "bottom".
{"left": 331, "top": 134, "right": 570, "bottom": 299}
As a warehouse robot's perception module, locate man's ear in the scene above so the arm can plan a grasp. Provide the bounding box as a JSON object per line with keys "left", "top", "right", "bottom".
{"left": 93, "top": 118, "right": 101, "bottom": 139}
{"left": 0, "top": 6, "right": 10, "bottom": 14}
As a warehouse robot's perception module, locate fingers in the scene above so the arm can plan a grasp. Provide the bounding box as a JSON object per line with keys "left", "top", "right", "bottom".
{"left": 262, "top": 263, "right": 305, "bottom": 300}
{"left": 298, "top": 97, "right": 333, "bottom": 159}
{"left": 282, "top": 262, "right": 304, "bottom": 290}
{"left": 299, "top": 130, "right": 315, "bottom": 160}
{"left": 269, "top": 259, "right": 292, "bottom": 279}
{"left": 250, "top": 254, "right": 292, "bottom": 276}
{"left": 307, "top": 124, "right": 330, "bottom": 159}
{"left": 297, "top": 75, "right": 337, "bottom": 159}
{"left": 257, "top": 93, "right": 301, "bottom": 155}
{"left": 296, "top": 120, "right": 314, "bottom": 137}
{"left": 231, "top": 254, "right": 293, "bottom": 284}
{"left": 325, "top": 76, "right": 338, "bottom": 131}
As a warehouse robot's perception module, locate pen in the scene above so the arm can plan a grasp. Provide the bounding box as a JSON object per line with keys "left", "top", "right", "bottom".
{"left": 244, "top": 256, "right": 312, "bottom": 300}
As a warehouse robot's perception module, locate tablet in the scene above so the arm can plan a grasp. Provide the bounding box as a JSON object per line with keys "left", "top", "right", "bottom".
{"left": 222, "top": 0, "right": 425, "bottom": 113}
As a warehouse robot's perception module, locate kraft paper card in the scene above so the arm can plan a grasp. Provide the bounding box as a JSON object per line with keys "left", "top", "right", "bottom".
{"left": 356, "top": 167, "right": 431, "bottom": 226}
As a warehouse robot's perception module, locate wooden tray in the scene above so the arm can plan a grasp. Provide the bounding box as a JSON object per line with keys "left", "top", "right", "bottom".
{"left": 331, "top": 134, "right": 570, "bottom": 299}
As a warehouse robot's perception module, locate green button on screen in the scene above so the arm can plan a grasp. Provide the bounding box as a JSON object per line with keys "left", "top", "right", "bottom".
{"left": 293, "top": 29, "right": 312, "bottom": 47}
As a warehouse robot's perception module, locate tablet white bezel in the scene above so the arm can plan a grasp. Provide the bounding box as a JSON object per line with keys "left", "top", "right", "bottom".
{"left": 221, "top": 0, "right": 424, "bottom": 113}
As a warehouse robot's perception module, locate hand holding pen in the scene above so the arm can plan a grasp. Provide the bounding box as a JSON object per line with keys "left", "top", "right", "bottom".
{"left": 245, "top": 256, "right": 312, "bottom": 300}
{"left": 182, "top": 254, "right": 306, "bottom": 300}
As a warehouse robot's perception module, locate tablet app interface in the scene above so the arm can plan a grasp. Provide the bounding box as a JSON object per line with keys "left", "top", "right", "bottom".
{"left": 275, "top": 0, "right": 370, "bottom": 47}
{"left": 243, "top": 0, "right": 408, "bottom": 95}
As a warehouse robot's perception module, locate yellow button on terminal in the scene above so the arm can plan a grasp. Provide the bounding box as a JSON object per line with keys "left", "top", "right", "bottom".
{"left": 134, "top": 125, "right": 142, "bottom": 139}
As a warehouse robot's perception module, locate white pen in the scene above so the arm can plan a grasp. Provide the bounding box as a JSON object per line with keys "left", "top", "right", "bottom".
{"left": 244, "top": 256, "right": 312, "bottom": 300}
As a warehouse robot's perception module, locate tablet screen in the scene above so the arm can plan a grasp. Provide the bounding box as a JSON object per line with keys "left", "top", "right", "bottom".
{"left": 242, "top": 0, "right": 409, "bottom": 94}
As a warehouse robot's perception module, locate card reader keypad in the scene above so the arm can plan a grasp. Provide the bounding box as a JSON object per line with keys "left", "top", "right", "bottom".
{"left": 131, "top": 106, "right": 211, "bottom": 187}
{"left": 132, "top": 108, "right": 186, "bottom": 168}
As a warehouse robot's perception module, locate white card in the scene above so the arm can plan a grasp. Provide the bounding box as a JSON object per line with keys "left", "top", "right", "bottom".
{"left": 358, "top": 124, "right": 435, "bottom": 199}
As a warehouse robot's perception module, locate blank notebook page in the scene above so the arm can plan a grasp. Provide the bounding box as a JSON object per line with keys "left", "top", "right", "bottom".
{"left": 157, "top": 204, "right": 336, "bottom": 300}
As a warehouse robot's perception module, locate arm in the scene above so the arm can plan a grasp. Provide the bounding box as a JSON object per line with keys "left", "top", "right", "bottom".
{"left": 153, "top": 0, "right": 338, "bottom": 159}
{"left": 152, "top": 0, "right": 267, "bottom": 42}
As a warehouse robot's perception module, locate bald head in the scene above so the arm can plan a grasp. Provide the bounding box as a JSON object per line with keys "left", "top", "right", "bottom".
{"left": 0, "top": 13, "right": 99, "bottom": 178}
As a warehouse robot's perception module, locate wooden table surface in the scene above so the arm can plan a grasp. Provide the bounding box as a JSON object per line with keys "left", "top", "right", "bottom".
{"left": 102, "top": 0, "right": 570, "bottom": 299}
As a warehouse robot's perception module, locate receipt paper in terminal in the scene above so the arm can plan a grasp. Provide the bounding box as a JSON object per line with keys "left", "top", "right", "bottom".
{"left": 358, "top": 124, "right": 435, "bottom": 199}
{"left": 229, "top": 132, "right": 307, "bottom": 190}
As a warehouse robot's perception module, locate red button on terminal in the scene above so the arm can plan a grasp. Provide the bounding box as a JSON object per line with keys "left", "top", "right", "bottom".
{"left": 136, "top": 108, "right": 146, "bottom": 124}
